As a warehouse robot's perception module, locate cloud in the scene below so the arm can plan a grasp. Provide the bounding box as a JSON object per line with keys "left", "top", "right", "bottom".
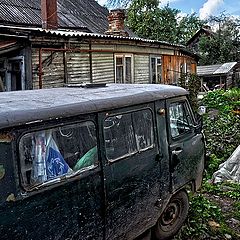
{"left": 159, "top": 0, "right": 181, "bottom": 7}
{"left": 199, "top": 0, "right": 224, "bottom": 20}
{"left": 97, "top": 0, "right": 107, "bottom": 6}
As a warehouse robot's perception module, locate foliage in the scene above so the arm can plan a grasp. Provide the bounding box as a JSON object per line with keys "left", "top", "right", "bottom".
{"left": 204, "top": 154, "right": 224, "bottom": 179}
{"left": 178, "top": 73, "right": 201, "bottom": 112}
{"left": 233, "top": 201, "right": 240, "bottom": 220}
{"left": 176, "top": 88, "right": 240, "bottom": 239}
{"left": 203, "top": 181, "right": 240, "bottom": 200}
{"left": 202, "top": 89, "right": 240, "bottom": 159}
{"left": 198, "top": 14, "right": 240, "bottom": 65}
{"left": 126, "top": 0, "right": 164, "bottom": 41}
{"left": 126, "top": 0, "right": 205, "bottom": 44}
{"left": 174, "top": 194, "right": 230, "bottom": 239}
{"left": 177, "top": 13, "right": 206, "bottom": 44}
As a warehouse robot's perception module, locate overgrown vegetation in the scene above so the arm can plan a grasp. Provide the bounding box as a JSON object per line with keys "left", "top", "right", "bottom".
{"left": 178, "top": 73, "right": 201, "bottom": 112}
{"left": 175, "top": 88, "right": 240, "bottom": 239}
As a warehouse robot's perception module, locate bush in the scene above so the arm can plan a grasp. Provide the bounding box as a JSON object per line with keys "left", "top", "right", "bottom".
{"left": 202, "top": 89, "right": 240, "bottom": 160}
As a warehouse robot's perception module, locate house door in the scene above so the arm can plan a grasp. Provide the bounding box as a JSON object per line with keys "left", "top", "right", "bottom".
{"left": 5, "top": 56, "right": 25, "bottom": 91}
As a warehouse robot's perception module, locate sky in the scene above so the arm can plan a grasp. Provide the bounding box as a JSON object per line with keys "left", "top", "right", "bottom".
{"left": 97, "top": 0, "right": 240, "bottom": 20}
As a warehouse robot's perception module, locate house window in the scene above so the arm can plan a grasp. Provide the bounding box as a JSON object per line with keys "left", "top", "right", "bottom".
{"left": 103, "top": 109, "right": 154, "bottom": 161}
{"left": 19, "top": 121, "right": 98, "bottom": 189}
{"left": 115, "top": 54, "right": 133, "bottom": 83}
{"left": 180, "top": 62, "right": 191, "bottom": 84}
{"left": 150, "top": 56, "right": 162, "bottom": 84}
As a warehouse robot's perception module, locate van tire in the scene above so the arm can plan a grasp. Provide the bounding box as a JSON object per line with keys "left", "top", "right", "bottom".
{"left": 153, "top": 190, "right": 189, "bottom": 240}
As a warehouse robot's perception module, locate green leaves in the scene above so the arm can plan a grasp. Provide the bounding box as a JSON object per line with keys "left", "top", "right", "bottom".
{"left": 126, "top": 0, "right": 204, "bottom": 44}
{"left": 202, "top": 89, "right": 240, "bottom": 160}
{"left": 198, "top": 15, "right": 240, "bottom": 65}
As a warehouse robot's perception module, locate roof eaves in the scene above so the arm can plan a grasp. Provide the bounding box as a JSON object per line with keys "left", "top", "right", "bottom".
{"left": 0, "top": 25, "right": 198, "bottom": 58}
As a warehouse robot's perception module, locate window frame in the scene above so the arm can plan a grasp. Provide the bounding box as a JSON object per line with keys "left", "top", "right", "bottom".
{"left": 103, "top": 107, "right": 155, "bottom": 162}
{"left": 168, "top": 99, "right": 194, "bottom": 140}
{"left": 18, "top": 119, "right": 99, "bottom": 191}
{"left": 150, "top": 55, "right": 162, "bottom": 84}
{"left": 114, "top": 54, "right": 134, "bottom": 84}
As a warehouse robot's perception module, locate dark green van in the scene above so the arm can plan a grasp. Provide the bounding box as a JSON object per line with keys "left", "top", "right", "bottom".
{"left": 0, "top": 84, "right": 205, "bottom": 240}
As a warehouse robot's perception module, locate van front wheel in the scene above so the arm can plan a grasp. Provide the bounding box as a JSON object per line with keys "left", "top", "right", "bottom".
{"left": 154, "top": 190, "right": 189, "bottom": 240}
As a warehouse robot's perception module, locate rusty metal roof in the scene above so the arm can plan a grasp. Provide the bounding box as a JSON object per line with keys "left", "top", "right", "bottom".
{"left": 0, "top": 25, "right": 186, "bottom": 49}
{"left": 0, "top": 0, "right": 122, "bottom": 35}
{"left": 197, "top": 62, "right": 238, "bottom": 76}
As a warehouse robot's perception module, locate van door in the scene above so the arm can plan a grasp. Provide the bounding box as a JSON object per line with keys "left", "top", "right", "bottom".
{"left": 100, "top": 104, "right": 162, "bottom": 240}
{"left": 166, "top": 97, "right": 205, "bottom": 192}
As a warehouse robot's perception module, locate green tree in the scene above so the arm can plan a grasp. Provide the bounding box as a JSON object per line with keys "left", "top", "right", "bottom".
{"left": 126, "top": 0, "right": 204, "bottom": 44}
{"left": 198, "top": 15, "right": 240, "bottom": 65}
{"left": 177, "top": 13, "right": 206, "bottom": 44}
{"left": 126, "top": 0, "right": 161, "bottom": 40}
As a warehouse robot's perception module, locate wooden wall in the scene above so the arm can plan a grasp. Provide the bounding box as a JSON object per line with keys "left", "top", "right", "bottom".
{"left": 31, "top": 39, "right": 197, "bottom": 89}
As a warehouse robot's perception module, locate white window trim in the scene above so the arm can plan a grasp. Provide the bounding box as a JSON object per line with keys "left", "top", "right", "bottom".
{"left": 114, "top": 54, "right": 134, "bottom": 83}
{"left": 150, "top": 55, "right": 162, "bottom": 84}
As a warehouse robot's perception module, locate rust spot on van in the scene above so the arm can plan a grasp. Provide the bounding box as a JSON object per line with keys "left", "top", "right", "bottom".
{"left": 0, "top": 133, "right": 14, "bottom": 143}
{"left": 0, "top": 165, "right": 5, "bottom": 180}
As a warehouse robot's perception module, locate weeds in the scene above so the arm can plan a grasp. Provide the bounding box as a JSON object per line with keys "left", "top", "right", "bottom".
{"left": 175, "top": 88, "right": 240, "bottom": 239}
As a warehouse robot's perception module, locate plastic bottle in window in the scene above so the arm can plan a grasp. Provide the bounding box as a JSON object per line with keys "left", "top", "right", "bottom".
{"left": 34, "top": 132, "right": 47, "bottom": 182}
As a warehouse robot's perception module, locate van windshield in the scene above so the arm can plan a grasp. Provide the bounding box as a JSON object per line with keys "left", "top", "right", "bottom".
{"left": 19, "top": 121, "right": 98, "bottom": 189}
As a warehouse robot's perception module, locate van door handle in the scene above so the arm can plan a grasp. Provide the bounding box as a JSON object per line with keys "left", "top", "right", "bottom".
{"left": 171, "top": 148, "right": 182, "bottom": 172}
{"left": 172, "top": 149, "right": 182, "bottom": 155}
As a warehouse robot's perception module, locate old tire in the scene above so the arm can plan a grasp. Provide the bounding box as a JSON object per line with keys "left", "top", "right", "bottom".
{"left": 154, "top": 190, "right": 189, "bottom": 240}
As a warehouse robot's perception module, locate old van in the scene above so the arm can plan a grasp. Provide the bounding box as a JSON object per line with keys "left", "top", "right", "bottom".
{"left": 0, "top": 84, "right": 205, "bottom": 240}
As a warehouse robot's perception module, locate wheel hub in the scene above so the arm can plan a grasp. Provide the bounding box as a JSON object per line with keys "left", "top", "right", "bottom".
{"left": 161, "top": 202, "right": 180, "bottom": 226}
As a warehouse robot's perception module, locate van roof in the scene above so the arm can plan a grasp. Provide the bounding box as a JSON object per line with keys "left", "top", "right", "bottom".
{"left": 0, "top": 84, "right": 187, "bottom": 129}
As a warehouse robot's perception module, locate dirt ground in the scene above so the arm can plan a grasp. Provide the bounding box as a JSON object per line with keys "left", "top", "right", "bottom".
{"left": 204, "top": 193, "right": 240, "bottom": 240}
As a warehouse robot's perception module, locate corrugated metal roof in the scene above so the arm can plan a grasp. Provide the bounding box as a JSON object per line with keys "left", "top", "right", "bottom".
{"left": 214, "top": 62, "right": 237, "bottom": 74}
{"left": 197, "top": 62, "right": 238, "bottom": 76}
{"left": 197, "top": 64, "right": 222, "bottom": 76}
{"left": 0, "top": 0, "right": 130, "bottom": 35}
{"left": 0, "top": 24, "right": 186, "bottom": 49}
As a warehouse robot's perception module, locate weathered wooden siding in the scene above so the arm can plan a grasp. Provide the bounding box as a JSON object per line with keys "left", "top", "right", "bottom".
{"left": 31, "top": 40, "right": 197, "bottom": 89}
{"left": 67, "top": 52, "right": 91, "bottom": 84}
{"left": 115, "top": 44, "right": 175, "bottom": 56}
{"left": 134, "top": 55, "right": 149, "bottom": 83}
{"left": 92, "top": 45, "right": 115, "bottom": 83}
{"left": 162, "top": 55, "right": 197, "bottom": 84}
{"left": 32, "top": 49, "right": 65, "bottom": 89}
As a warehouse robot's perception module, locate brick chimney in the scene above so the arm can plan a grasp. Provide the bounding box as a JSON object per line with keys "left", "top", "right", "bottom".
{"left": 105, "top": 9, "right": 129, "bottom": 37}
{"left": 41, "top": 0, "right": 58, "bottom": 30}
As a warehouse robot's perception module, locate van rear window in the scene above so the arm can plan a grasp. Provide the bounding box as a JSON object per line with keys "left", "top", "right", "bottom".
{"left": 103, "top": 109, "right": 154, "bottom": 160}
{"left": 19, "top": 121, "right": 98, "bottom": 189}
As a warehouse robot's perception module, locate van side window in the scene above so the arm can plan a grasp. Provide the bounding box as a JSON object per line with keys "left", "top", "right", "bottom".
{"left": 19, "top": 121, "right": 98, "bottom": 188}
{"left": 169, "top": 102, "right": 192, "bottom": 138}
{"left": 103, "top": 109, "right": 154, "bottom": 160}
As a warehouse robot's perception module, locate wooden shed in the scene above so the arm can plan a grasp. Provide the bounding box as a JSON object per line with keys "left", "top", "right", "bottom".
{"left": 197, "top": 62, "right": 240, "bottom": 90}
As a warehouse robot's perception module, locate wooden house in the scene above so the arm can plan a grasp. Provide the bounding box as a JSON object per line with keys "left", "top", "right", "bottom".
{"left": 0, "top": 0, "right": 198, "bottom": 91}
